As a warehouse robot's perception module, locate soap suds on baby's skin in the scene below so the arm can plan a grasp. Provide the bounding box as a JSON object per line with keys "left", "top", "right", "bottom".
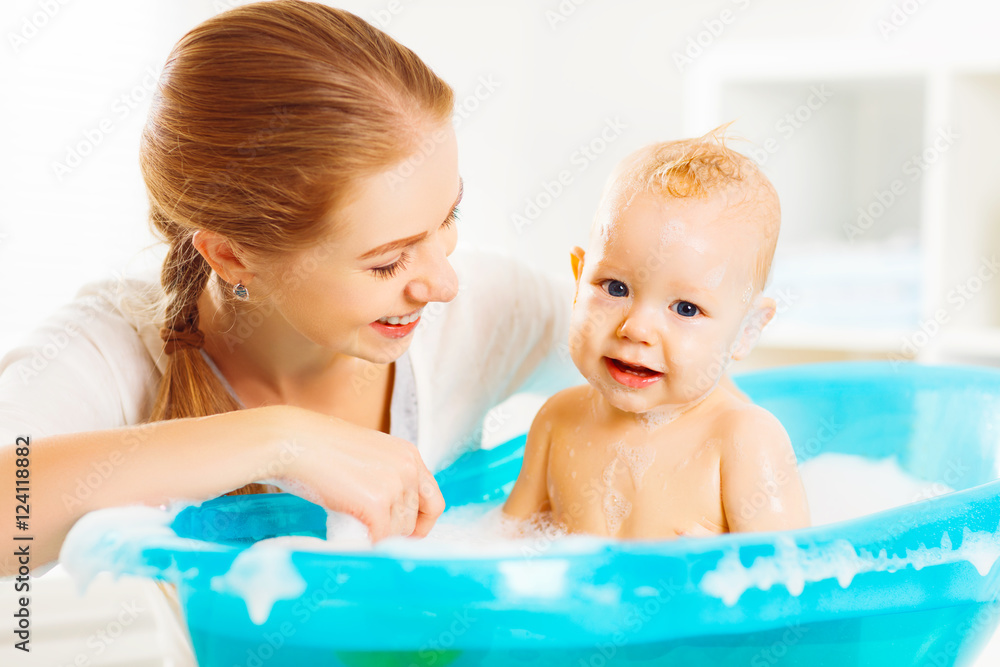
{"left": 613, "top": 440, "right": 656, "bottom": 490}
{"left": 703, "top": 263, "right": 727, "bottom": 288}
{"left": 637, "top": 406, "right": 682, "bottom": 433}
{"left": 602, "top": 457, "right": 633, "bottom": 534}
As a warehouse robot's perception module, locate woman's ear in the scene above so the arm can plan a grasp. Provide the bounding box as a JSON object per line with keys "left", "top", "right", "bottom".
{"left": 192, "top": 230, "right": 252, "bottom": 285}
{"left": 731, "top": 295, "right": 776, "bottom": 360}
{"left": 570, "top": 246, "right": 586, "bottom": 306}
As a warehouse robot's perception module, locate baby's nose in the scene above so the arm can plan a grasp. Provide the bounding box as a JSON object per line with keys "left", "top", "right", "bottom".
{"left": 616, "top": 308, "right": 658, "bottom": 345}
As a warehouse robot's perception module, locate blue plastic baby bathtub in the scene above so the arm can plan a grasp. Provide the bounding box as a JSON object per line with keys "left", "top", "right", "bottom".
{"left": 63, "top": 362, "right": 1000, "bottom": 666}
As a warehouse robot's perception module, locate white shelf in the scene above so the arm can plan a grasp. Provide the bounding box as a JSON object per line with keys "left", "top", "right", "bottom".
{"left": 937, "top": 328, "right": 1000, "bottom": 359}
{"left": 759, "top": 322, "right": 916, "bottom": 355}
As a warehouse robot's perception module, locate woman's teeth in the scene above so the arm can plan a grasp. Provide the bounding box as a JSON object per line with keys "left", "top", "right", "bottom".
{"left": 378, "top": 310, "right": 421, "bottom": 325}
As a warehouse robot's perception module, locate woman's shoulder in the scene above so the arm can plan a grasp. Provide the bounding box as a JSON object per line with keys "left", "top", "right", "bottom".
{"left": 0, "top": 271, "right": 167, "bottom": 436}
{"left": 66, "top": 270, "right": 169, "bottom": 370}
{"left": 10, "top": 271, "right": 165, "bottom": 352}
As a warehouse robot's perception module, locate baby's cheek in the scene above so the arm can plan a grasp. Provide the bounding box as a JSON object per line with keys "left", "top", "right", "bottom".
{"left": 569, "top": 298, "right": 611, "bottom": 351}
{"left": 672, "top": 338, "right": 727, "bottom": 399}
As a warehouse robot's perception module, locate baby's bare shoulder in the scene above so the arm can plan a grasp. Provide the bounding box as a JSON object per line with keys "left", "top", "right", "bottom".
{"left": 713, "top": 402, "right": 792, "bottom": 459}
{"left": 538, "top": 384, "right": 592, "bottom": 419}
{"left": 523, "top": 385, "right": 592, "bottom": 445}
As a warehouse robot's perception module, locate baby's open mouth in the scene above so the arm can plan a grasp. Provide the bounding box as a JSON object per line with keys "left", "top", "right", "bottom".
{"left": 605, "top": 357, "right": 663, "bottom": 378}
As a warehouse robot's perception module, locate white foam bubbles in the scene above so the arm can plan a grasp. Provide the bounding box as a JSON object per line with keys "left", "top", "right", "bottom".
{"left": 699, "top": 526, "right": 1000, "bottom": 607}
{"left": 209, "top": 539, "right": 307, "bottom": 625}
{"left": 602, "top": 456, "right": 633, "bottom": 534}
{"left": 799, "top": 453, "right": 952, "bottom": 525}
{"left": 613, "top": 440, "right": 656, "bottom": 490}
{"left": 59, "top": 501, "right": 210, "bottom": 596}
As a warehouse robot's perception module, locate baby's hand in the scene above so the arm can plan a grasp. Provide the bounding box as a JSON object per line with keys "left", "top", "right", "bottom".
{"left": 720, "top": 406, "right": 811, "bottom": 532}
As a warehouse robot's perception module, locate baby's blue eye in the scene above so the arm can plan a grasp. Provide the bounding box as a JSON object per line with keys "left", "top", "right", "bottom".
{"left": 673, "top": 301, "right": 700, "bottom": 318}
{"left": 603, "top": 280, "right": 629, "bottom": 298}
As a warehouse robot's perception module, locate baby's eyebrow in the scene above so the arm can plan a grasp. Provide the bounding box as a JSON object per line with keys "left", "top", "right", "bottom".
{"left": 593, "top": 259, "right": 630, "bottom": 275}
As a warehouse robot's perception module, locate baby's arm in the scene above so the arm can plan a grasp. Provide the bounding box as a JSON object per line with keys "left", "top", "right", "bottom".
{"left": 720, "top": 406, "right": 811, "bottom": 532}
{"left": 502, "top": 400, "right": 556, "bottom": 521}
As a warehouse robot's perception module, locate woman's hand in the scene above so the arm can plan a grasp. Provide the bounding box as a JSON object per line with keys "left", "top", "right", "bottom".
{"left": 263, "top": 405, "right": 445, "bottom": 542}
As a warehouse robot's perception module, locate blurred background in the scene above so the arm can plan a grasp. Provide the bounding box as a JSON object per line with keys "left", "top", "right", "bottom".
{"left": 4, "top": 1, "right": 1000, "bottom": 665}
{"left": 3, "top": 0, "right": 1000, "bottom": 373}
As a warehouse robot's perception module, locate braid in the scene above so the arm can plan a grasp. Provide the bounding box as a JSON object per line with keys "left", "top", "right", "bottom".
{"left": 148, "top": 232, "right": 240, "bottom": 422}
{"left": 158, "top": 233, "right": 211, "bottom": 353}
{"left": 149, "top": 229, "right": 279, "bottom": 495}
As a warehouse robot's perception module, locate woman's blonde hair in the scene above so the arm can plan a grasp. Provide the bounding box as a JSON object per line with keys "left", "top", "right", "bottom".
{"left": 140, "top": 0, "right": 453, "bottom": 495}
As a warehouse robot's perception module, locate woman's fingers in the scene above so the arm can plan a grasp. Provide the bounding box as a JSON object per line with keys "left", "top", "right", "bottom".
{"left": 277, "top": 408, "right": 446, "bottom": 542}
{"left": 412, "top": 468, "right": 445, "bottom": 538}
{"left": 387, "top": 489, "right": 420, "bottom": 538}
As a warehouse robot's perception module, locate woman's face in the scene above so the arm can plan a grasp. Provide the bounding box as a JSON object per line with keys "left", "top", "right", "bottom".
{"left": 258, "top": 122, "right": 462, "bottom": 364}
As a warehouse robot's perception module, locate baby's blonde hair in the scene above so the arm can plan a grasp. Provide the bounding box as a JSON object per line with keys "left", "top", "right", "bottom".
{"left": 598, "top": 123, "right": 781, "bottom": 291}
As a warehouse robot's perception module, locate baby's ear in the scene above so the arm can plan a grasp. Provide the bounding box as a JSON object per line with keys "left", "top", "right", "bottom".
{"left": 731, "top": 295, "right": 776, "bottom": 360}
{"left": 570, "top": 246, "right": 585, "bottom": 281}
{"left": 569, "top": 246, "right": 586, "bottom": 306}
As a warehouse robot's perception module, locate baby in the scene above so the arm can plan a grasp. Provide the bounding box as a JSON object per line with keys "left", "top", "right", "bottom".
{"left": 503, "top": 128, "right": 810, "bottom": 538}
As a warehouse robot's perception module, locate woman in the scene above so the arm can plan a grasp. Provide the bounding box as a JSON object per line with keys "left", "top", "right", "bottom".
{"left": 0, "top": 0, "right": 576, "bottom": 578}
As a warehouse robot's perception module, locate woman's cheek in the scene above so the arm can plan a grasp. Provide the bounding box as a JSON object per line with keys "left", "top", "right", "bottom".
{"left": 442, "top": 225, "right": 459, "bottom": 256}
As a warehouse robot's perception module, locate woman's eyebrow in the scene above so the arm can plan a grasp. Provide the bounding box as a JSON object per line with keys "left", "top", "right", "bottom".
{"left": 359, "top": 177, "right": 464, "bottom": 261}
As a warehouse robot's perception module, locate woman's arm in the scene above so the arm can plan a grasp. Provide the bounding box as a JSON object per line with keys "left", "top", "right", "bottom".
{"left": 1, "top": 404, "right": 443, "bottom": 577}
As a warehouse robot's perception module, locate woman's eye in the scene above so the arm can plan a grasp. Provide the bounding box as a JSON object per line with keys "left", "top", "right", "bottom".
{"left": 672, "top": 301, "right": 700, "bottom": 318}
{"left": 601, "top": 280, "right": 629, "bottom": 298}
{"left": 442, "top": 205, "right": 460, "bottom": 229}
{"left": 371, "top": 251, "right": 411, "bottom": 280}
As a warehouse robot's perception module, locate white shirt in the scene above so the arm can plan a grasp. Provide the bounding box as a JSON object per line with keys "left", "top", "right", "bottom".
{"left": 0, "top": 247, "right": 581, "bottom": 472}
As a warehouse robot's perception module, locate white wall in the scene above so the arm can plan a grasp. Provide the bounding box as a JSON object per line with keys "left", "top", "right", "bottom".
{"left": 3, "top": 0, "right": 1000, "bottom": 353}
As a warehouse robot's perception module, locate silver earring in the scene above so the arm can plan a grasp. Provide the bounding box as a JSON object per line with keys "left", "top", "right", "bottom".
{"left": 233, "top": 282, "right": 249, "bottom": 301}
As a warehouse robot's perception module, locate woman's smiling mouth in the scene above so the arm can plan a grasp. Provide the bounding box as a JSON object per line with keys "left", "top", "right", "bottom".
{"left": 376, "top": 308, "right": 422, "bottom": 325}
{"left": 371, "top": 308, "right": 423, "bottom": 339}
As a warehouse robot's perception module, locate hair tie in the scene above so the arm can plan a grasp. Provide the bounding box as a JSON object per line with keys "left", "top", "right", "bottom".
{"left": 159, "top": 326, "right": 206, "bottom": 355}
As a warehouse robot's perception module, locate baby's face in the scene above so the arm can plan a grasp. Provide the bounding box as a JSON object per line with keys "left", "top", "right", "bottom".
{"left": 569, "top": 191, "right": 766, "bottom": 415}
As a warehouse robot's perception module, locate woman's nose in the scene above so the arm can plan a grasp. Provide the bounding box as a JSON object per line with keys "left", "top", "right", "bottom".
{"left": 406, "top": 247, "right": 458, "bottom": 304}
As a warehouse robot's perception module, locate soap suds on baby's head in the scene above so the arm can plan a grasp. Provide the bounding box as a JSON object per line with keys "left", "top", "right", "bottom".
{"left": 703, "top": 263, "right": 727, "bottom": 289}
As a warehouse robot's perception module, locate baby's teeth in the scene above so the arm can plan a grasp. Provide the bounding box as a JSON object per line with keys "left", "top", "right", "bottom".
{"left": 387, "top": 316, "right": 401, "bottom": 325}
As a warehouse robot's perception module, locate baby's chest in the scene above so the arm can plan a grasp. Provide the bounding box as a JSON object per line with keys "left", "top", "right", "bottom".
{"left": 546, "top": 435, "right": 723, "bottom": 536}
